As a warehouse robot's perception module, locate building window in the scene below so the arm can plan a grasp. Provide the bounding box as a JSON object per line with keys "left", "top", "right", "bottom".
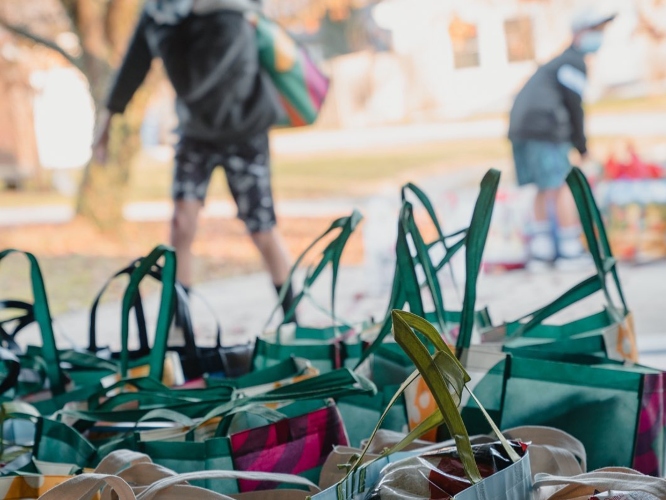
{"left": 449, "top": 15, "right": 480, "bottom": 69}
{"left": 504, "top": 17, "right": 535, "bottom": 62}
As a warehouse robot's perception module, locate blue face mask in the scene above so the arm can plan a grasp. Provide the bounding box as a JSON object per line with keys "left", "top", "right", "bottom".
{"left": 577, "top": 30, "right": 604, "bottom": 54}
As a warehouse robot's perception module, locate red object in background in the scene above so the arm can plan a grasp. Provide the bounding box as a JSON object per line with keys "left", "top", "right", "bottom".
{"left": 604, "top": 144, "right": 663, "bottom": 180}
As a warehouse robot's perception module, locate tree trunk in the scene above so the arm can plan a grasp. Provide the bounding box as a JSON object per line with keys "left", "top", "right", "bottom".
{"left": 1, "top": 0, "right": 158, "bottom": 227}
{"left": 77, "top": 72, "right": 161, "bottom": 230}
{"left": 73, "top": 0, "right": 159, "bottom": 230}
{"left": 0, "top": 2, "right": 54, "bottom": 189}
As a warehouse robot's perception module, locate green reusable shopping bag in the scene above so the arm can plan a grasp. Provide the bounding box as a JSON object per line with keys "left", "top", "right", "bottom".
{"left": 0, "top": 245, "right": 183, "bottom": 415}
{"left": 0, "top": 250, "right": 67, "bottom": 397}
{"left": 356, "top": 182, "right": 493, "bottom": 391}
{"left": 312, "top": 309, "right": 532, "bottom": 500}
{"left": 30, "top": 401, "right": 335, "bottom": 495}
{"left": 70, "top": 245, "right": 189, "bottom": 388}
{"left": 86, "top": 253, "right": 252, "bottom": 382}
{"left": 494, "top": 167, "right": 638, "bottom": 362}
{"left": 344, "top": 177, "right": 498, "bottom": 445}
{"left": 0, "top": 251, "right": 121, "bottom": 417}
{"left": 39, "top": 245, "right": 180, "bottom": 416}
{"left": 27, "top": 369, "right": 373, "bottom": 493}
{"left": 0, "top": 251, "right": 157, "bottom": 395}
{"left": 253, "top": 211, "right": 366, "bottom": 374}
{"left": 0, "top": 359, "right": 314, "bottom": 470}
{"left": 452, "top": 168, "right": 665, "bottom": 473}
{"left": 337, "top": 187, "right": 472, "bottom": 445}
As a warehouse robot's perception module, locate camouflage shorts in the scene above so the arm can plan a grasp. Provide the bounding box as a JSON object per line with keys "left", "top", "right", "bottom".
{"left": 172, "top": 133, "right": 276, "bottom": 233}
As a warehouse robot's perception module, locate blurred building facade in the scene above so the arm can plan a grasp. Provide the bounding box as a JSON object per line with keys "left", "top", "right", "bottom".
{"left": 0, "top": 0, "right": 75, "bottom": 186}
{"left": 303, "top": 0, "right": 666, "bottom": 127}
{"left": 0, "top": 0, "right": 665, "bottom": 182}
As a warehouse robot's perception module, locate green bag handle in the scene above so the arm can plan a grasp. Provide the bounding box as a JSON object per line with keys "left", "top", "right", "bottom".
{"left": 0, "top": 346, "right": 21, "bottom": 396}
{"left": 401, "top": 182, "right": 468, "bottom": 274}
{"left": 401, "top": 183, "right": 447, "bottom": 245}
{"left": 456, "top": 169, "right": 501, "bottom": 353}
{"left": 507, "top": 167, "right": 627, "bottom": 338}
{"left": 58, "top": 350, "right": 119, "bottom": 373}
{"left": 58, "top": 368, "right": 375, "bottom": 424}
{"left": 85, "top": 377, "right": 234, "bottom": 412}
{"left": 398, "top": 201, "right": 467, "bottom": 340}
{"left": 0, "top": 250, "right": 66, "bottom": 395}
{"left": 353, "top": 202, "right": 466, "bottom": 369}
{"left": 568, "top": 167, "right": 628, "bottom": 314}
{"left": 342, "top": 309, "right": 519, "bottom": 495}
{"left": 120, "top": 245, "right": 177, "bottom": 381}
{"left": 404, "top": 169, "right": 500, "bottom": 354}
{"left": 507, "top": 274, "right": 604, "bottom": 338}
{"left": 0, "top": 300, "right": 35, "bottom": 352}
{"left": 88, "top": 258, "right": 150, "bottom": 355}
{"left": 265, "top": 210, "right": 363, "bottom": 337}
{"left": 362, "top": 169, "right": 499, "bottom": 364}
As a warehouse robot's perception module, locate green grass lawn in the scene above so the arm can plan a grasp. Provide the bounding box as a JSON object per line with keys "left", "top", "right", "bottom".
{"left": 2, "top": 90, "right": 664, "bottom": 208}
{"left": 588, "top": 93, "right": 666, "bottom": 114}
{"left": 127, "top": 138, "right": 510, "bottom": 201}
{"left": 272, "top": 138, "right": 509, "bottom": 199}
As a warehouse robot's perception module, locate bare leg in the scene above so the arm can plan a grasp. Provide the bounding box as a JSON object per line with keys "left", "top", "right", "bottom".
{"left": 534, "top": 188, "right": 558, "bottom": 223}
{"left": 556, "top": 186, "right": 579, "bottom": 228}
{"left": 170, "top": 199, "right": 203, "bottom": 288}
{"left": 249, "top": 227, "right": 292, "bottom": 286}
{"left": 529, "top": 189, "right": 558, "bottom": 262}
{"left": 556, "top": 186, "right": 585, "bottom": 258}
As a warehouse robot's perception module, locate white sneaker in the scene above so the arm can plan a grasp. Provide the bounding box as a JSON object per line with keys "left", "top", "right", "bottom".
{"left": 529, "top": 233, "right": 557, "bottom": 261}
{"left": 526, "top": 233, "right": 556, "bottom": 272}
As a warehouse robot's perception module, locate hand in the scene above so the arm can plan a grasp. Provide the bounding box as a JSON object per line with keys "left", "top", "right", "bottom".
{"left": 91, "top": 109, "right": 114, "bottom": 164}
{"left": 579, "top": 152, "right": 602, "bottom": 180}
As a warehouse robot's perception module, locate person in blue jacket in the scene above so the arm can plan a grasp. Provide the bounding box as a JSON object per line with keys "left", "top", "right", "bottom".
{"left": 508, "top": 6, "right": 615, "bottom": 269}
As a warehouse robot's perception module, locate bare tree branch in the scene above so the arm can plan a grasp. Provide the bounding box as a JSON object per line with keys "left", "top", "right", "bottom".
{"left": 0, "top": 17, "right": 84, "bottom": 71}
{"left": 58, "top": 0, "right": 86, "bottom": 57}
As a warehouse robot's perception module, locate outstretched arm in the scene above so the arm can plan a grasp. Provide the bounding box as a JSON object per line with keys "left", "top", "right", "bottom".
{"left": 557, "top": 63, "right": 588, "bottom": 156}
{"left": 93, "top": 12, "right": 153, "bottom": 163}
{"left": 106, "top": 12, "right": 153, "bottom": 114}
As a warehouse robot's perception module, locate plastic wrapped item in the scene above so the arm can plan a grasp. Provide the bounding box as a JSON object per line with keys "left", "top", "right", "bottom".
{"left": 364, "top": 440, "right": 526, "bottom": 500}
{"left": 597, "top": 179, "right": 666, "bottom": 262}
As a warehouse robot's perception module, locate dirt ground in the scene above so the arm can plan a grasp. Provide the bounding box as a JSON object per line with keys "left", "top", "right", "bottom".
{"left": 0, "top": 215, "right": 365, "bottom": 315}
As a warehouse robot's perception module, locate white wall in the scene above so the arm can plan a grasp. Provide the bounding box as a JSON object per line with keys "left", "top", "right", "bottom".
{"left": 31, "top": 67, "right": 94, "bottom": 170}
{"left": 335, "top": 0, "right": 658, "bottom": 123}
